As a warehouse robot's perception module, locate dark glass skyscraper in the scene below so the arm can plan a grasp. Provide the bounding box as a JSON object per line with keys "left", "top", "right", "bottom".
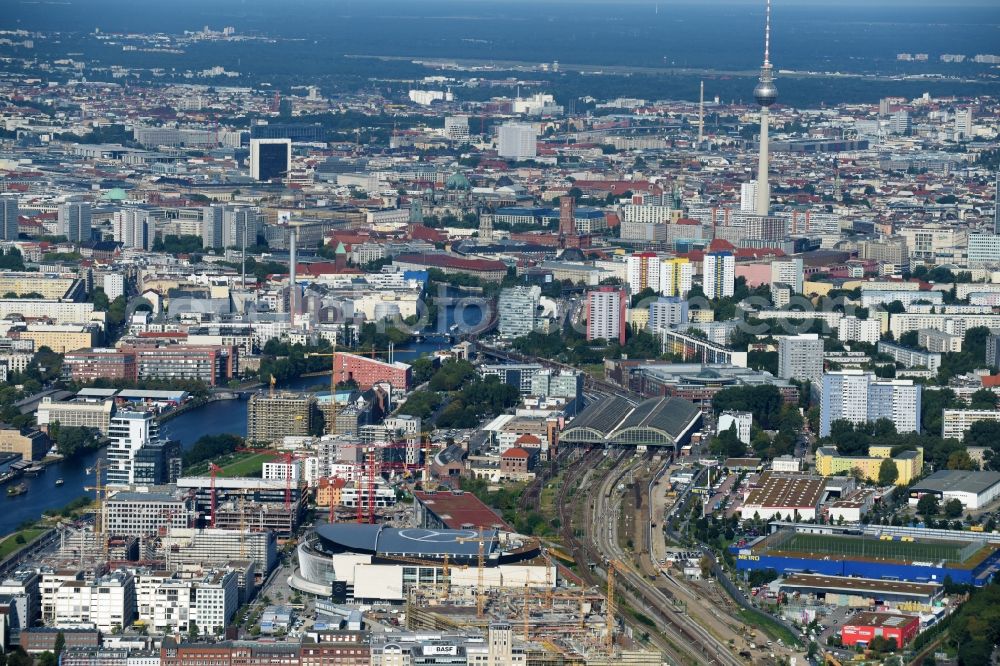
{"left": 250, "top": 138, "right": 291, "bottom": 181}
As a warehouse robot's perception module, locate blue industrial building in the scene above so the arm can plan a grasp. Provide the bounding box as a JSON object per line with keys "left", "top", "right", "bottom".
{"left": 731, "top": 545, "right": 1000, "bottom": 587}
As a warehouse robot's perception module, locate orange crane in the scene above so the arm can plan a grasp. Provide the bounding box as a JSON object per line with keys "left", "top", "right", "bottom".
{"left": 379, "top": 553, "right": 462, "bottom": 600}
{"left": 606, "top": 560, "right": 623, "bottom": 654}
{"left": 458, "top": 527, "right": 497, "bottom": 618}
{"left": 83, "top": 459, "right": 110, "bottom": 559}
{"left": 233, "top": 447, "right": 308, "bottom": 511}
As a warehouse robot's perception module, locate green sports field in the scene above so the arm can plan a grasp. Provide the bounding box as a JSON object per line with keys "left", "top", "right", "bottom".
{"left": 772, "top": 532, "right": 972, "bottom": 564}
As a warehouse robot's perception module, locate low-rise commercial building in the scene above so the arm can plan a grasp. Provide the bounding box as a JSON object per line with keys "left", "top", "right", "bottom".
{"left": 908, "top": 470, "right": 1000, "bottom": 510}
{"left": 0, "top": 425, "right": 50, "bottom": 462}
{"left": 840, "top": 612, "right": 919, "bottom": 649}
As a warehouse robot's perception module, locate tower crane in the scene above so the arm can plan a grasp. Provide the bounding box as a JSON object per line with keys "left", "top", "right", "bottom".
{"left": 457, "top": 527, "right": 497, "bottom": 618}
{"left": 83, "top": 459, "right": 109, "bottom": 559}
{"left": 208, "top": 463, "right": 222, "bottom": 528}
{"left": 605, "top": 559, "right": 623, "bottom": 654}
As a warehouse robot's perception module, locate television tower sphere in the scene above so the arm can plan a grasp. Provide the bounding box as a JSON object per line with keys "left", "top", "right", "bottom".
{"left": 754, "top": 78, "right": 778, "bottom": 107}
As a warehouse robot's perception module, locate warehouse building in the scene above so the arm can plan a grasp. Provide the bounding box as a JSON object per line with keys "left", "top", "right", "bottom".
{"left": 840, "top": 611, "right": 920, "bottom": 649}
{"left": 908, "top": 470, "right": 1000, "bottom": 510}
{"left": 739, "top": 472, "right": 826, "bottom": 521}
{"left": 734, "top": 527, "right": 1000, "bottom": 586}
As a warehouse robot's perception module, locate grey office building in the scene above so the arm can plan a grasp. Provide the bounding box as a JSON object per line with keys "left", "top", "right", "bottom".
{"left": 58, "top": 202, "right": 92, "bottom": 243}
{"left": 0, "top": 194, "right": 17, "bottom": 240}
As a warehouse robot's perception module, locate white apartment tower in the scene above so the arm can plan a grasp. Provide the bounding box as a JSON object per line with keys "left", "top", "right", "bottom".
{"left": 497, "top": 123, "right": 537, "bottom": 160}
{"left": 113, "top": 208, "right": 151, "bottom": 251}
{"left": 778, "top": 333, "right": 824, "bottom": 384}
{"left": 703, "top": 251, "right": 735, "bottom": 299}
{"left": 820, "top": 370, "right": 921, "bottom": 437}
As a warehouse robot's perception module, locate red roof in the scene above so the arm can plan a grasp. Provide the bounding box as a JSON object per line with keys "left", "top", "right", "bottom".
{"left": 515, "top": 434, "right": 542, "bottom": 446}
{"left": 981, "top": 375, "right": 1000, "bottom": 388}
{"left": 395, "top": 253, "right": 506, "bottom": 273}
{"left": 708, "top": 239, "right": 736, "bottom": 252}
{"left": 502, "top": 447, "right": 530, "bottom": 459}
{"left": 412, "top": 490, "right": 512, "bottom": 530}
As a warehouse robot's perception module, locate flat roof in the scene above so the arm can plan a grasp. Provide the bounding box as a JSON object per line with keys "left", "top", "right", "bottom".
{"left": 780, "top": 573, "right": 941, "bottom": 599}
{"left": 912, "top": 470, "right": 1000, "bottom": 496}
{"left": 413, "top": 490, "right": 511, "bottom": 531}
{"left": 845, "top": 611, "right": 919, "bottom": 628}
{"left": 744, "top": 472, "right": 825, "bottom": 510}
{"left": 106, "top": 492, "right": 182, "bottom": 504}
{"left": 316, "top": 524, "right": 499, "bottom": 559}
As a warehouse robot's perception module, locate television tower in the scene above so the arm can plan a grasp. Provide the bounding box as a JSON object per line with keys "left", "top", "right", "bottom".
{"left": 753, "top": 0, "right": 778, "bottom": 216}
{"left": 698, "top": 80, "right": 705, "bottom": 145}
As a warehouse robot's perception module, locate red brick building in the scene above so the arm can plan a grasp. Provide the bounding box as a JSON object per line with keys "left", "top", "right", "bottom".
{"left": 63, "top": 348, "right": 137, "bottom": 382}
{"left": 500, "top": 446, "right": 538, "bottom": 476}
{"left": 840, "top": 612, "right": 919, "bottom": 649}
{"left": 333, "top": 352, "right": 411, "bottom": 390}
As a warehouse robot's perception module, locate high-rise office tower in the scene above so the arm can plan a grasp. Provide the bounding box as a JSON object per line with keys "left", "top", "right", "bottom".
{"left": 586, "top": 287, "right": 626, "bottom": 345}
{"left": 106, "top": 411, "right": 159, "bottom": 486}
{"left": 58, "top": 202, "right": 92, "bottom": 243}
{"left": 954, "top": 108, "right": 973, "bottom": 139}
{"left": 497, "top": 286, "right": 541, "bottom": 338}
{"left": 112, "top": 208, "right": 151, "bottom": 250}
{"left": 753, "top": 0, "right": 778, "bottom": 216}
{"left": 249, "top": 138, "right": 291, "bottom": 181}
{"left": 0, "top": 194, "right": 17, "bottom": 240}
{"left": 703, "top": 251, "right": 735, "bottom": 299}
{"left": 497, "top": 122, "right": 537, "bottom": 160}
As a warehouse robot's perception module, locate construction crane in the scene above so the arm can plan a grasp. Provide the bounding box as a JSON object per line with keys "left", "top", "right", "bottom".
{"left": 458, "top": 527, "right": 496, "bottom": 618}
{"left": 239, "top": 490, "right": 248, "bottom": 559}
{"left": 233, "top": 447, "right": 307, "bottom": 511}
{"left": 83, "top": 459, "right": 109, "bottom": 559}
{"left": 379, "top": 553, "right": 460, "bottom": 600}
{"left": 606, "top": 560, "right": 623, "bottom": 654}
{"left": 208, "top": 463, "right": 222, "bottom": 528}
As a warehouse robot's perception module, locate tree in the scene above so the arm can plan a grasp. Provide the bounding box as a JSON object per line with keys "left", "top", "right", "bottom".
{"left": 944, "top": 498, "right": 964, "bottom": 519}
{"left": 968, "top": 388, "right": 999, "bottom": 411}
{"left": 188, "top": 619, "right": 199, "bottom": 639}
{"left": 946, "top": 450, "right": 976, "bottom": 471}
{"left": 54, "top": 631, "right": 66, "bottom": 656}
{"left": 877, "top": 458, "right": 899, "bottom": 486}
{"left": 917, "top": 494, "right": 939, "bottom": 518}
{"left": 710, "top": 424, "right": 746, "bottom": 458}
{"left": 965, "top": 420, "right": 1000, "bottom": 461}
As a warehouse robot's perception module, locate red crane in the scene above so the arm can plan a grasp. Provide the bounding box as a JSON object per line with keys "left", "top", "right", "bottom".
{"left": 234, "top": 447, "right": 307, "bottom": 511}
{"left": 208, "top": 463, "right": 222, "bottom": 528}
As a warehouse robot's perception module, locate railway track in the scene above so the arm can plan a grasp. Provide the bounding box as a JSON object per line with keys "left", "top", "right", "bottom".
{"left": 558, "top": 450, "right": 745, "bottom": 666}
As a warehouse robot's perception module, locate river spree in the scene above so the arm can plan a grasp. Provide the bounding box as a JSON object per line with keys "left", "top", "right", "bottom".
{"left": 0, "top": 338, "right": 456, "bottom": 535}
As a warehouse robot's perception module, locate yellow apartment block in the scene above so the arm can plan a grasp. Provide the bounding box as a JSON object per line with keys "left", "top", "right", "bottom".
{"left": 816, "top": 445, "right": 923, "bottom": 486}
